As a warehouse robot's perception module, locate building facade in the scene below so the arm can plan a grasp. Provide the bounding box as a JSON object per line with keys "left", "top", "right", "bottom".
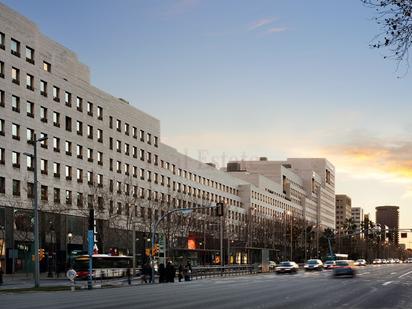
{"left": 376, "top": 206, "right": 399, "bottom": 245}
{"left": 335, "top": 194, "right": 352, "bottom": 231}
{"left": 351, "top": 207, "right": 364, "bottom": 233}
{"left": 0, "top": 4, "right": 336, "bottom": 273}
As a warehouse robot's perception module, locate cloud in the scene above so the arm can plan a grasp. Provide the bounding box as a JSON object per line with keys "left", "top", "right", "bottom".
{"left": 248, "top": 17, "right": 277, "bottom": 31}
{"left": 266, "top": 27, "right": 287, "bottom": 34}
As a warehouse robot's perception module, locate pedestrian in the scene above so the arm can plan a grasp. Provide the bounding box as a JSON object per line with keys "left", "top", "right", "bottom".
{"left": 0, "top": 265, "right": 3, "bottom": 286}
{"left": 158, "top": 263, "right": 166, "bottom": 283}
{"left": 178, "top": 264, "right": 184, "bottom": 282}
{"left": 147, "top": 262, "right": 153, "bottom": 283}
{"left": 184, "top": 261, "right": 192, "bottom": 281}
{"left": 166, "top": 261, "right": 175, "bottom": 283}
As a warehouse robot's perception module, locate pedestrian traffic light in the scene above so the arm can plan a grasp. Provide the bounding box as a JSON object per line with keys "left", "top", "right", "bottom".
{"left": 216, "top": 202, "right": 224, "bottom": 217}
{"left": 39, "top": 248, "right": 45, "bottom": 261}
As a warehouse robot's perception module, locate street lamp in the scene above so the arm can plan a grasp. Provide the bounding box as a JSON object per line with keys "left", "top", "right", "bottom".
{"left": 287, "top": 211, "right": 292, "bottom": 261}
{"left": 24, "top": 134, "right": 48, "bottom": 288}
{"left": 67, "top": 232, "right": 73, "bottom": 268}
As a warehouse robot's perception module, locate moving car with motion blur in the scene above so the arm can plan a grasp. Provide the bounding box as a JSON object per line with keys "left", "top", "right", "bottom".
{"left": 372, "top": 258, "right": 382, "bottom": 264}
{"left": 275, "top": 261, "right": 299, "bottom": 274}
{"left": 304, "top": 259, "right": 324, "bottom": 271}
{"left": 332, "top": 260, "right": 357, "bottom": 278}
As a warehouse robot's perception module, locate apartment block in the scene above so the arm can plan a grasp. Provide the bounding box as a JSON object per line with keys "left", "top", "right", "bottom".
{"left": 335, "top": 194, "right": 352, "bottom": 231}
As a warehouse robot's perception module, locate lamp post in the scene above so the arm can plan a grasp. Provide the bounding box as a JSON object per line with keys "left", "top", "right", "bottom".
{"left": 24, "top": 133, "right": 48, "bottom": 288}
{"left": 67, "top": 232, "right": 72, "bottom": 268}
{"left": 287, "top": 211, "right": 292, "bottom": 260}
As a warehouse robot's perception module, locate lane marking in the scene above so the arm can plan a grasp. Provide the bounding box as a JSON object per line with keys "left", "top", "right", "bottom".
{"left": 391, "top": 272, "right": 397, "bottom": 275}
{"left": 399, "top": 270, "right": 412, "bottom": 279}
{"left": 382, "top": 281, "right": 393, "bottom": 286}
{"left": 358, "top": 272, "right": 370, "bottom": 276}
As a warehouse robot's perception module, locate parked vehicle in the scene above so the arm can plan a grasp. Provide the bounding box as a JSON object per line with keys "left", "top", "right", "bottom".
{"left": 406, "top": 258, "right": 412, "bottom": 263}
{"left": 354, "top": 259, "right": 367, "bottom": 266}
{"left": 304, "top": 259, "right": 323, "bottom": 271}
{"left": 332, "top": 260, "right": 357, "bottom": 278}
{"left": 275, "top": 261, "right": 299, "bottom": 274}
{"left": 372, "top": 259, "right": 382, "bottom": 264}
{"left": 324, "top": 260, "right": 336, "bottom": 269}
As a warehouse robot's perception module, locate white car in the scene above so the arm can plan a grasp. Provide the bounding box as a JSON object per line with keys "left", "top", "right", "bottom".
{"left": 275, "top": 261, "right": 299, "bottom": 274}
{"left": 354, "top": 259, "right": 367, "bottom": 266}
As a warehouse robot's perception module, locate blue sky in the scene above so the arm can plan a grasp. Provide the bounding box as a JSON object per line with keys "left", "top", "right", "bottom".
{"left": 4, "top": 0, "right": 412, "bottom": 241}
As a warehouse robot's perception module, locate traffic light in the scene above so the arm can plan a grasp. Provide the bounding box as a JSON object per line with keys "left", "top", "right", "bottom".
{"left": 154, "top": 243, "right": 160, "bottom": 255}
{"left": 216, "top": 202, "right": 224, "bottom": 217}
{"left": 39, "top": 248, "right": 45, "bottom": 261}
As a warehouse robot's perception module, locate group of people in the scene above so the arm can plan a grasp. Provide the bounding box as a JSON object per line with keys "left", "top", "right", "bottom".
{"left": 142, "top": 261, "right": 192, "bottom": 284}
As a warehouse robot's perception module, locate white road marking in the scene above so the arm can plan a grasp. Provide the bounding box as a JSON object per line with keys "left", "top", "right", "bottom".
{"left": 382, "top": 281, "right": 393, "bottom": 286}
{"left": 358, "top": 272, "right": 370, "bottom": 276}
{"left": 398, "top": 270, "right": 412, "bottom": 279}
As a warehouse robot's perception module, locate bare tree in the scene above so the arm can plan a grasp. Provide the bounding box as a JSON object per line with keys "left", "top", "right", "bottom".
{"left": 362, "top": 0, "right": 412, "bottom": 71}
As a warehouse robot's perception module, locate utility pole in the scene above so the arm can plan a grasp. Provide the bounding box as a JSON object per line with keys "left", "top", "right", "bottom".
{"left": 290, "top": 214, "right": 293, "bottom": 260}
{"left": 132, "top": 221, "right": 136, "bottom": 277}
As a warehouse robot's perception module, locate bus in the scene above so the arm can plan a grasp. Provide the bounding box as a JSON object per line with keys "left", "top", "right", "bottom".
{"left": 73, "top": 254, "right": 132, "bottom": 279}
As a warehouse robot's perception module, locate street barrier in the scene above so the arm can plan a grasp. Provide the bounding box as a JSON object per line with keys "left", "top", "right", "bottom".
{"left": 190, "top": 265, "right": 258, "bottom": 280}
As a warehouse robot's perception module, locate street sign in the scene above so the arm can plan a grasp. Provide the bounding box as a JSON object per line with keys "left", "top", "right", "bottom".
{"left": 66, "top": 269, "right": 77, "bottom": 281}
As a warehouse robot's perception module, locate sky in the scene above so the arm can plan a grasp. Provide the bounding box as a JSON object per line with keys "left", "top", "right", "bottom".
{"left": 4, "top": 0, "right": 412, "bottom": 245}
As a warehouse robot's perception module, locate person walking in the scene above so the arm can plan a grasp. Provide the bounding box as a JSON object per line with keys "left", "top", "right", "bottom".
{"left": 158, "top": 263, "right": 166, "bottom": 283}
{"left": 178, "top": 264, "right": 184, "bottom": 282}
{"left": 184, "top": 261, "right": 192, "bottom": 281}
{"left": 166, "top": 261, "right": 175, "bottom": 283}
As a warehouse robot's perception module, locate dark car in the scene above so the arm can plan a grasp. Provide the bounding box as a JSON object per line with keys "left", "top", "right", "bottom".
{"left": 332, "top": 260, "right": 357, "bottom": 278}
{"left": 275, "top": 261, "right": 299, "bottom": 274}
{"left": 304, "top": 259, "right": 323, "bottom": 271}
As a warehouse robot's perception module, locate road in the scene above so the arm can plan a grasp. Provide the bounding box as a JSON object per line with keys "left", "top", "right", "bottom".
{"left": 2, "top": 264, "right": 412, "bottom": 309}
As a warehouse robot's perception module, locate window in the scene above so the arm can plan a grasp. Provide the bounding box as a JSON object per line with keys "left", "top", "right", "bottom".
{"left": 0, "top": 32, "right": 4, "bottom": 49}
{"left": 97, "top": 151, "right": 103, "bottom": 165}
{"left": 0, "top": 61, "right": 4, "bottom": 78}
{"left": 40, "top": 80, "right": 47, "bottom": 96}
{"left": 53, "top": 137, "right": 60, "bottom": 152}
{"left": 87, "top": 171, "right": 93, "bottom": 185}
{"left": 12, "top": 123, "right": 20, "bottom": 140}
{"left": 133, "top": 166, "right": 138, "bottom": 178}
{"left": 0, "top": 148, "right": 4, "bottom": 165}
{"left": 26, "top": 74, "right": 34, "bottom": 90}
{"left": 26, "top": 46, "right": 35, "bottom": 64}
{"left": 116, "top": 161, "right": 121, "bottom": 173}
{"left": 97, "top": 174, "right": 103, "bottom": 187}
{"left": 76, "top": 121, "right": 83, "bottom": 136}
{"left": 116, "top": 140, "right": 121, "bottom": 153}
{"left": 40, "top": 132, "right": 47, "bottom": 149}
{"left": 40, "top": 159, "right": 48, "bottom": 175}
{"left": 65, "top": 141, "right": 72, "bottom": 156}
{"left": 27, "top": 182, "right": 34, "bottom": 198}
{"left": 0, "top": 177, "right": 6, "bottom": 194}
{"left": 76, "top": 97, "right": 82, "bottom": 111}
{"left": 154, "top": 136, "right": 158, "bottom": 147}
{"left": 140, "top": 149, "right": 144, "bottom": 161}
{"left": 65, "top": 165, "right": 72, "bottom": 180}
{"left": 41, "top": 185, "right": 48, "bottom": 201}
{"left": 26, "top": 101, "right": 34, "bottom": 117}
{"left": 26, "top": 128, "right": 34, "bottom": 143}
{"left": 124, "top": 163, "right": 130, "bottom": 175}
{"left": 12, "top": 95, "right": 20, "bottom": 112}
{"left": 12, "top": 151, "right": 20, "bottom": 168}
{"left": 76, "top": 144, "right": 83, "bottom": 159}
{"left": 109, "top": 137, "right": 113, "bottom": 150}
{"left": 43, "top": 61, "right": 51, "bottom": 72}
{"left": 124, "top": 123, "right": 129, "bottom": 135}
{"left": 87, "top": 148, "right": 93, "bottom": 162}
{"left": 65, "top": 116, "right": 72, "bottom": 132}
{"left": 109, "top": 158, "right": 113, "bottom": 171}
{"left": 53, "top": 111, "right": 60, "bottom": 127}
{"left": 65, "top": 91, "right": 71, "bottom": 106}
{"left": 26, "top": 155, "right": 33, "bottom": 171}
{"left": 77, "top": 192, "right": 83, "bottom": 207}
{"left": 0, "top": 90, "right": 4, "bottom": 107}
{"left": 0, "top": 119, "right": 4, "bottom": 136}
{"left": 53, "top": 162, "right": 60, "bottom": 177}
{"left": 116, "top": 182, "right": 121, "bottom": 194}
{"left": 154, "top": 154, "right": 159, "bottom": 166}
{"left": 140, "top": 130, "right": 144, "bottom": 142}
{"left": 124, "top": 143, "right": 130, "bottom": 155}
{"left": 132, "top": 127, "right": 137, "bottom": 138}
{"left": 116, "top": 119, "right": 121, "bottom": 132}
{"left": 12, "top": 67, "right": 19, "bottom": 85}
{"left": 140, "top": 168, "right": 145, "bottom": 180}
{"left": 132, "top": 146, "right": 137, "bottom": 158}
{"left": 147, "top": 133, "right": 151, "bottom": 145}
{"left": 97, "top": 106, "right": 103, "bottom": 120}
{"left": 11, "top": 38, "right": 20, "bottom": 57}
{"left": 40, "top": 106, "right": 47, "bottom": 122}
{"left": 53, "top": 86, "right": 60, "bottom": 102}
{"left": 87, "top": 101, "right": 93, "bottom": 116}
{"left": 12, "top": 180, "right": 20, "bottom": 196}
{"left": 87, "top": 125, "right": 93, "bottom": 139}
{"left": 97, "top": 129, "right": 103, "bottom": 143}
{"left": 109, "top": 116, "right": 113, "bottom": 129}
{"left": 77, "top": 169, "right": 83, "bottom": 183}
{"left": 66, "top": 190, "right": 72, "bottom": 205}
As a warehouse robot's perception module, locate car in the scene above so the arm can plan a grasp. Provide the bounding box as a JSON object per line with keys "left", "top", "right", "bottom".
{"left": 354, "top": 259, "right": 367, "bottom": 266}
{"left": 382, "top": 259, "right": 388, "bottom": 264}
{"left": 304, "top": 259, "right": 324, "bottom": 271}
{"left": 257, "top": 260, "right": 277, "bottom": 272}
{"left": 406, "top": 258, "right": 412, "bottom": 263}
{"left": 275, "top": 261, "right": 299, "bottom": 274}
{"left": 388, "top": 258, "right": 395, "bottom": 264}
{"left": 332, "top": 260, "right": 357, "bottom": 277}
{"left": 372, "top": 259, "right": 382, "bottom": 264}
{"left": 324, "top": 260, "right": 336, "bottom": 269}
{"left": 394, "top": 259, "right": 400, "bottom": 264}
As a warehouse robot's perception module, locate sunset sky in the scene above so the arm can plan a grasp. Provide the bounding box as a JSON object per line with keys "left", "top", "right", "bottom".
{"left": 6, "top": 0, "right": 412, "bottom": 245}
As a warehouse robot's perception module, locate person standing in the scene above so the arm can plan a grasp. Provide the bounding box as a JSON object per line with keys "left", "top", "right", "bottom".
{"left": 158, "top": 263, "right": 166, "bottom": 283}
{"left": 166, "top": 261, "right": 175, "bottom": 283}
{"left": 178, "top": 264, "right": 184, "bottom": 282}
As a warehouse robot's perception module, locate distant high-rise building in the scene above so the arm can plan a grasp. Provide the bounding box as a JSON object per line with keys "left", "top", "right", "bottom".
{"left": 376, "top": 206, "right": 399, "bottom": 245}
{"left": 351, "top": 207, "right": 364, "bottom": 232}
{"left": 335, "top": 195, "right": 352, "bottom": 231}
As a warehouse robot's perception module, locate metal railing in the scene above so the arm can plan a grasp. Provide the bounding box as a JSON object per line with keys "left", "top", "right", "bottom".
{"left": 190, "top": 265, "right": 258, "bottom": 280}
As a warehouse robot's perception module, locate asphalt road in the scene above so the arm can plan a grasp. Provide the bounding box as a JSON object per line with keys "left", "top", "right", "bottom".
{"left": 2, "top": 264, "right": 412, "bottom": 309}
